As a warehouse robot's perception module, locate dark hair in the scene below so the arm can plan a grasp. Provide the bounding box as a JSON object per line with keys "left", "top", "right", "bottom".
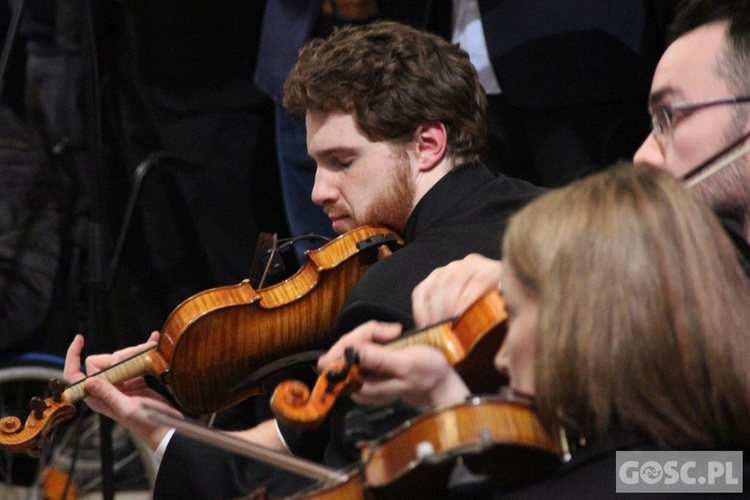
{"left": 283, "top": 20, "right": 487, "bottom": 164}
{"left": 668, "top": 0, "right": 750, "bottom": 94}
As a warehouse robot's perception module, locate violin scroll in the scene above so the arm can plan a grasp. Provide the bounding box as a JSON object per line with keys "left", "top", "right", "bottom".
{"left": 271, "top": 348, "right": 363, "bottom": 429}
{"left": 0, "top": 378, "right": 77, "bottom": 454}
{"left": 0, "top": 344, "right": 165, "bottom": 454}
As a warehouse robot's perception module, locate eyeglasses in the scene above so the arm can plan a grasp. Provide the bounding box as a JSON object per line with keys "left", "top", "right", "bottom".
{"left": 651, "top": 96, "right": 750, "bottom": 140}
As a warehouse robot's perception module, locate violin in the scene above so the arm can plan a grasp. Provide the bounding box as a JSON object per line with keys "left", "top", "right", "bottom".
{"left": 0, "top": 225, "right": 402, "bottom": 454}
{"left": 270, "top": 288, "right": 507, "bottom": 429}
{"left": 361, "top": 392, "right": 562, "bottom": 498}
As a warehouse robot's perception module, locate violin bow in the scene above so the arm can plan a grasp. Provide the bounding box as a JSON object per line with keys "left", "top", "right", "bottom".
{"left": 141, "top": 402, "right": 348, "bottom": 483}
{"left": 681, "top": 129, "right": 750, "bottom": 188}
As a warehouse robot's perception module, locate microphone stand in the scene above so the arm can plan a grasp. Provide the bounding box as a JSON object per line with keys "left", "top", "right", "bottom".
{"left": 78, "top": 0, "right": 116, "bottom": 498}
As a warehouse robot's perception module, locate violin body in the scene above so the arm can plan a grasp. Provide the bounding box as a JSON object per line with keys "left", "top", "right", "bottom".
{"left": 277, "top": 469, "right": 365, "bottom": 500}
{"left": 0, "top": 225, "right": 402, "bottom": 453}
{"left": 158, "top": 225, "right": 402, "bottom": 414}
{"left": 361, "top": 396, "right": 561, "bottom": 498}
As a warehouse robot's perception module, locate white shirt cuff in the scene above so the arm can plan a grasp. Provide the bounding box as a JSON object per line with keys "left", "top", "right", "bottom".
{"left": 153, "top": 427, "right": 176, "bottom": 467}
{"left": 274, "top": 419, "right": 292, "bottom": 453}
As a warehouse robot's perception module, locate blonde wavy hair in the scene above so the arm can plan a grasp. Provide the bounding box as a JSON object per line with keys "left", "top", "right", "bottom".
{"left": 502, "top": 162, "right": 750, "bottom": 450}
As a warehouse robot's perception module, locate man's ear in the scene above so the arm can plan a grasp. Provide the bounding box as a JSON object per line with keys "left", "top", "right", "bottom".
{"left": 412, "top": 121, "right": 448, "bottom": 172}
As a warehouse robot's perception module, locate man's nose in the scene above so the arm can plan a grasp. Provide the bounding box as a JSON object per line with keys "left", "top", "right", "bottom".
{"left": 633, "top": 132, "right": 665, "bottom": 170}
{"left": 311, "top": 167, "right": 336, "bottom": 206}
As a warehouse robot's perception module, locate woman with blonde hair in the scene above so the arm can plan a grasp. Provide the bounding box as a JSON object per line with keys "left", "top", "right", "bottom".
{"left": 502, "top": 161, "right": 750, "bottom": 452}
{"left": 320, "top": 163, "right": 750, "bottom": 495}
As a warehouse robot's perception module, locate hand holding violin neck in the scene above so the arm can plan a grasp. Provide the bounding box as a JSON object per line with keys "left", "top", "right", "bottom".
{"left": 0, "top": 345, "right": 164, "bottom": 454}
{"left": 270, "top": 289, "right": 508, "bottom": 429}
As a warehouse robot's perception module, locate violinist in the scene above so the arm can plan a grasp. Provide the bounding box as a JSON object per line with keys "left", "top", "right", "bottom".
{"left": 63, "top": 20, "right": 543, "bottom": 498}
{"left": 326, "top": 163, "right": 750, "bottom": 496}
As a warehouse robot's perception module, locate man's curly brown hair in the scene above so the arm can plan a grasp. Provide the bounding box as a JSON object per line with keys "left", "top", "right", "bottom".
{"left": 283, "top": 20, "right": 487, "bottom": 165}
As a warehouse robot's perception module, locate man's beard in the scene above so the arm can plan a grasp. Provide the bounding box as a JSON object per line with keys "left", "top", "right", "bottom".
{"left": 358, "top": 153, "right": 415, "bottom": 231}
{"left": 695, "top": 118, "right": 750, "bottom": 221}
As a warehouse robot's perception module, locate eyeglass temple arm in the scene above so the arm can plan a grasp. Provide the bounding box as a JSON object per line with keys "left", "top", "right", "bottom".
{"left": 681, "top": 129, "right": 750, "bottom": 187}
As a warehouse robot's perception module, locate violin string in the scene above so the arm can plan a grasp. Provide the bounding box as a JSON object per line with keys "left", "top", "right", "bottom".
{"left": 64, "top": 344, "right": 157, "bottom": 391}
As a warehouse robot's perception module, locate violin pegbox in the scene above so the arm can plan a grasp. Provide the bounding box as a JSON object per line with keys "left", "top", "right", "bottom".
{"left": 0, "top": 378, "right": 78, "bottom": 455}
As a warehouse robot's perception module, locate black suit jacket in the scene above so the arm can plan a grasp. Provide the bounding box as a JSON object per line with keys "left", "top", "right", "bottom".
{"left": 496, "top": 432, "right": 750, "bottom": 499}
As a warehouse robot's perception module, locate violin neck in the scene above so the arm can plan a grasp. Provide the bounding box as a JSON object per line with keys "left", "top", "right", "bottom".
{"left": 62, "top": 345, "right": 164, "bottom": 403}
{"left": 386, "top": 290, "right": 506, "bottom": 367}
{"left": 388, "top": 323, "right": 465, "bottom": 365}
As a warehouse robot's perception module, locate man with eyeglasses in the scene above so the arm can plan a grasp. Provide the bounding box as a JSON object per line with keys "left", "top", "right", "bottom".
{"left": 406, "top": 0, "right": 750, "bottom": 332}
{"left": 634, "top": 0, "right": 750, "bottom": 244}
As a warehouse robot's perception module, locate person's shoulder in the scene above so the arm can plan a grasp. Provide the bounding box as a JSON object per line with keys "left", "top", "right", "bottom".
{"left": 489, "top": 173, "right": 548, "bottom": 198}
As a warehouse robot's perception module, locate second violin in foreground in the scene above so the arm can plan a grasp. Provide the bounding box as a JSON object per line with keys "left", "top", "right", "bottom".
{"left": 270, "top": 288, "right": 508, "bottom": 429}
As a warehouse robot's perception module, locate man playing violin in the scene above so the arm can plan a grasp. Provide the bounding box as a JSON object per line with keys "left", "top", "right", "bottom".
{"left": 63, "top": 20, "right": 543, "bottom": 498}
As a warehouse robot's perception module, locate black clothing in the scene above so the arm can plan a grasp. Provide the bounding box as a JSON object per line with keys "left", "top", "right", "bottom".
{"left": 477, "top": 0, "right": 676, "bottom": 186}
{"left": 495, "top": 433, "right": 750, "bottom": 499}
{"left": 154, "top": 164, "right": 544, "bottom": 498}
{"left": 254, "top": 0, "right": 451, "bottom": 103}
{"left": 319, "top": 164, "right": 545, "bottom": 468}
{"left": 478, "top": 0, "right": 671, "bottom": 109}
{"left": 337, "top": 163, "right": 543, "bottom": 334}
{"left": 102, "top": 0, "right": 289, "bottom": 347}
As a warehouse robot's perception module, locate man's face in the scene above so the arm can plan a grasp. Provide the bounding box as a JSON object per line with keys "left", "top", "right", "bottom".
{"left": 634, "top": 22, "right": 750, "bottom": 209}
{"left": 307, "top": 111, "right": 416, "bottom": 234}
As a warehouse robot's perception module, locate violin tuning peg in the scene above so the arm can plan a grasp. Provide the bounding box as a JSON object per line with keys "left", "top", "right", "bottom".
{"left": 29, "top": 396, "right": 48, "bottom": 419}
{"left": 49, "top": 378, "right": 65, "bottom": 402}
